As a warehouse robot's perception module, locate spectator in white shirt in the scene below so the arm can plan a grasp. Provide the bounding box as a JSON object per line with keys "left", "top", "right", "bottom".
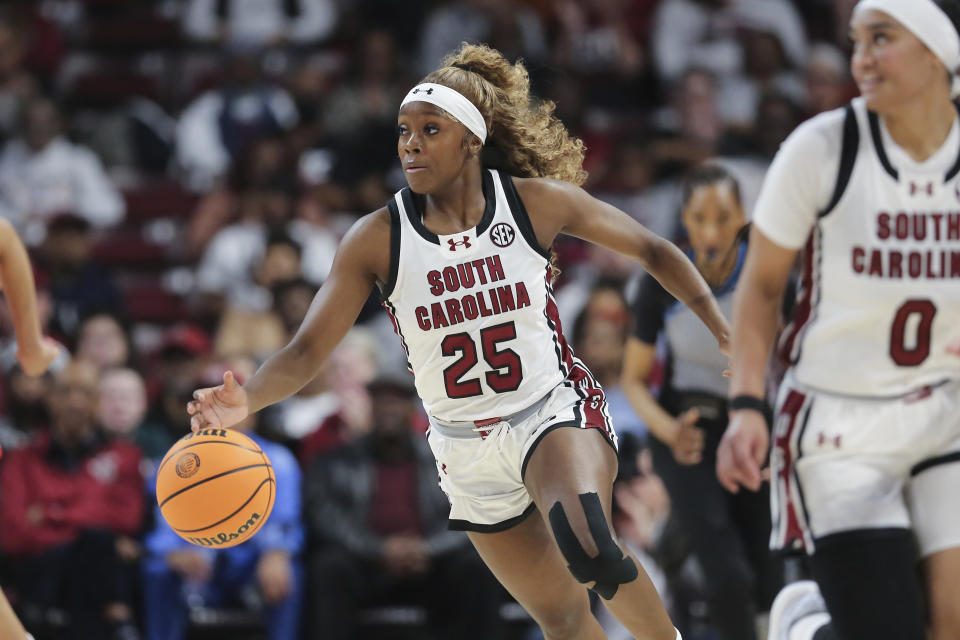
{"left": 182, "top": 0, "right": 337, "bottom": 49}
{"left": 651, "top": 0, "right": 741, "bottom": 84}
{"left": 0, "top": 97, "right": 123, "bottom": 245}
{"left": 652, "top": 0, "right": 807, "bottom": 127}
{"left": 176, "top": 55, "right": 298, "bottom": 192}
{"left": 195, "top": 177, "right": 337, "bottom": 316}
{"left": 416, "top": 0, "right": 547, "bottom": 77}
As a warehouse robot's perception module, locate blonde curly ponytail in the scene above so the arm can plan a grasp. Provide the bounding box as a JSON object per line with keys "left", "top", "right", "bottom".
{"left": 422, "top": 43, "right": 587, "bottom": 186}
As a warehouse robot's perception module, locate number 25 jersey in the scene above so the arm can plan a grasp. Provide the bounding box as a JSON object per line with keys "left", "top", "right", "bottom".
{"left": 381, "top": 169, "right": 576, "bottom": 422}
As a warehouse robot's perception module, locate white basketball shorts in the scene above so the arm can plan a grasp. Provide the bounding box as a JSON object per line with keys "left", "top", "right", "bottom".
{"left": 426, "top": 366, "right": 618, "bottom": 532}
{"left": 770, "top": 373, "right": 960, "bottom": 556}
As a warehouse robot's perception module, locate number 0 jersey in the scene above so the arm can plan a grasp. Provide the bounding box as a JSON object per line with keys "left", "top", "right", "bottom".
{"left": 381, "top": 169, "right": 575, "bottom": 422}
{"left": 754, "top": 98, "right": 960, "bottom": 396}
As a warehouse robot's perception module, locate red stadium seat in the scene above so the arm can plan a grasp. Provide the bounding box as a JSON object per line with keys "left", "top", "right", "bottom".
{"left": 85, "top": 15, "right": 182, "bottom": 52}
{"left": 90, "top": 229, "right": 169, "bottom": 269}
{"left": 122, "top": 280, "right": 188, "bottom": 323}
{"left": 123, "top": 180, "right": 198, "bottom": 224}
{"left": 66, "top": 68, "right": 163, "bottom": 108}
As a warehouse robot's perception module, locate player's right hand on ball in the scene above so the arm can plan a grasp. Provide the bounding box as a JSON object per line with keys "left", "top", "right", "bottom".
{"left": 716, "top": 409, "right": 769, "bottom": 493}
{"left": 186, "top": 370, "right": 249, "bottom": 432}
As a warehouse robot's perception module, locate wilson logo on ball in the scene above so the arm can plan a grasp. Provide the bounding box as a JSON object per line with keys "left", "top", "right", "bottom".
{"left": 187, "top": 512, "right": 262, "bottom": 547}
{"left": 175, "top": 453, "right": 201, "bottom": 478}
{"left": 157, "top": 428, "right": 275, "bottom": 549}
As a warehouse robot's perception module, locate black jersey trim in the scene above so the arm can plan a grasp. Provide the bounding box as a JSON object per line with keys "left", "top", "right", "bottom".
{"left": 381, "top": 199, "right": 402, "bottom": 299}
{"left": 381, "top": 298, "right": 413, "bottom": 372}
{"left": 793, "top": 397, "right": 814, "bottom": 533}
{"left": 819, "top": 104, "right": 860, "bottom": 218}
{"left": 501, "top": 174, "right": 553, "bottom": 261}
{"left": 520, "top": 420, "right": 619, "bottom": 481}
{"left": 867, "top": 110, "right": 899, "bottom": 181}
{"left": 911, "top": 451, "right": 960, "bottom": 477}
{"left": 448, "top": 502, "right": 537, "bottom": 532}
{"left": 813, "top": 527, "right": 913, "bottom": 551}
{"left": 400, "top": 188, "right": 437, "bottom": 244}
{"left": 943, "top": 101, "right": 960, "bottom": 182}
{"left": 542, "top": 266, "right": 572, "bottom": 377}
{"left": 475, "top": 169, "right": 497, "bottom": 236}
{"left": 400, "top": 170, "right": 497, "bottom": 245}
{"left": 792, "top": 227, "right": 822, "bottom": 367}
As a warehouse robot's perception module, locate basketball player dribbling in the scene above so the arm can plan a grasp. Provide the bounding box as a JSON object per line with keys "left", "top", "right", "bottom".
{"left": 187, "top": 44, "right": 732, "bottom": 640}
{"left": 717, "top": 1, "right": 960, "bottom": 639}
{"left": 0, "top": 218, "right": 62, "bottom": 640}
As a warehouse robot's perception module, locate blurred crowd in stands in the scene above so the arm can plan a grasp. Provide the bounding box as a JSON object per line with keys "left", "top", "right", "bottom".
{"left": 0, "top": 0, "right": 859, "bottom": 639}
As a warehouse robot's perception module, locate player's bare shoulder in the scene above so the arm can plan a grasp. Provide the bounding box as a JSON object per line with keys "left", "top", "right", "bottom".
{"left": 779, "top": 103, "right": 848, "bottom": 163}
{"left": 512, "top": 176, "right": 580, "bottom": 207}
{"left": 511, "top": 176, "right": 582, "bottom": 244}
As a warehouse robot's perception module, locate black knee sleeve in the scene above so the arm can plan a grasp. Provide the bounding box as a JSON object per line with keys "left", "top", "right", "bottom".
{"left": 549, "top": 492, "right": 638, "bottom": 600}
{"left": 810, "top": 528, "right": 926, "bottom": 640}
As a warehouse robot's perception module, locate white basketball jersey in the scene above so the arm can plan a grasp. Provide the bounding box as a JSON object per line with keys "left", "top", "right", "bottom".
{"left": 382, "top": 169, "right": 575, "bottom": 421}
{"left": 782, "top": 98, "right": 960, "bottom": 396}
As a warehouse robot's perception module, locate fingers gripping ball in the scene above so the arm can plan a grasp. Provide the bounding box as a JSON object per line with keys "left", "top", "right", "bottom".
{"left": 157, "top": 428, "right": 275, "bottom": 548}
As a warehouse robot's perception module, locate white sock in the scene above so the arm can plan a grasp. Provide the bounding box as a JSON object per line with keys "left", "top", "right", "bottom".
{"left": 788, "top": 612, "right": 831, "bottom": 640}
{"left": 675, "top": 629, "right": 682, "bottom": 640}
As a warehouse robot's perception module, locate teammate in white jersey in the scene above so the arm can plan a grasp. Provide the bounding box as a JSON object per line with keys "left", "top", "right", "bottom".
{"left": 717, "top": 1, "right": 960, "bottom": 639}
{"left": 187, "top": 43, "right": 730, "bottom": 640}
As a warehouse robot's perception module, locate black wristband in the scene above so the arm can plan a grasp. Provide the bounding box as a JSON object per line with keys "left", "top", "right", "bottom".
{"left": 728, "top": 394, "right": 773, "bottom": 427}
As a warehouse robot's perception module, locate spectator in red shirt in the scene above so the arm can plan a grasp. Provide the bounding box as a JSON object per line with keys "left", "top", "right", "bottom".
{"left": 0, "top": 361, "right": 144, "bottom": 640}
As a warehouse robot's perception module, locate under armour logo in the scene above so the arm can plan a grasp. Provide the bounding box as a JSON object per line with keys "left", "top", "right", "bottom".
{"left": 817, "top": 432, "right": 842, "bottom": 449}
{"left": 909, "top": 181, "right": 934, "bottom": 196}
{"left": 448, "top": 236, "right": 471, "bottom": 251}
{"left": 412, "top": 87, "right": 434, "bottom": 95}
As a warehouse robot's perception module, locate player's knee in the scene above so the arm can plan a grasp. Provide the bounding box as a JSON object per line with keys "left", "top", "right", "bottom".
{"left": 548, "top": 491, "right": 638, "bottom": 600}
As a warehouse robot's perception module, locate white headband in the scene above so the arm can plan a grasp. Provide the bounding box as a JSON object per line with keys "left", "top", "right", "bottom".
{"left": 855, "top": 0, "right": 960, "bottom": 96}
{"left": 400, "top": 83, "right": 487, "bottom": 143}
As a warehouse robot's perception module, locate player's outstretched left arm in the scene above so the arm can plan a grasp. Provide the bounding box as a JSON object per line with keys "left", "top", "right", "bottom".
{"left": 188, "top": 209, "right": 390, "bottom": 432}
{"left": 0, "top": 219, "right": 60, "bottom": 376}
{"left": 517, "top": 178, "right": 730, "bottom": 349}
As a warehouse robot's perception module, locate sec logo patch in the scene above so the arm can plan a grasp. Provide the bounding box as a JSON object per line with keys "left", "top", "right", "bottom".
{"left": 490, "top": 223, "right": 515, "bottom": 248}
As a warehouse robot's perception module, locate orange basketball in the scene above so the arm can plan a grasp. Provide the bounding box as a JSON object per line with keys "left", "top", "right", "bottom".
{"left": 156, "top": 428, "right": 275, "bottom": 549}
